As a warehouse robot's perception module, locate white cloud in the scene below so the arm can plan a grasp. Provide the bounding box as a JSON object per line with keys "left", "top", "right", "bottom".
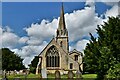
{"left": 25, "top": 19, "right": 58, "bottom": 45}
{"left": 95, "top": 0, "right": 119, "bottom": 3}
{"left": 0, "top": 27, "right": 2, "bottom": 47}
{"left": 13, "top": 41, "right": 48, "bottom": 58}
{"left": 65, "top": 6, "right": 103, "bottom": 42}
{"left": 22, "top": 56, "right": 34, "bottom": 67}
{"left": 5, "top": 26, "right": 13, "bottom": 32}
{"left": 12, "top": 41, "right": 48, "bottom": 67}
{"left": 105, "top": 4, "right": 118, "bottom": 17}
{"left": 85, "top": 0, "right": 95, "bottom": 7}
{"left": 25, "top": 4, "right": 103, "bottom": 43}
{"left": 69, "top": 46, "right": 74, "bottom": 51}
{"left": 19, "top": 36, "right": 29, "bottom": 44}
{"left": 0, "top": 27, "right": 2, "bottom": 36}
{"left": 0, "top": 27, "right": 20, "bottom": 49}
{"left": 75, "top": 39, "right": 89, "bottom": 53}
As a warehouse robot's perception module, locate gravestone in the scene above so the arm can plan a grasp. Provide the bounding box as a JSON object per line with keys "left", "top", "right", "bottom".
{"left": 68, "top": 70, "right": 74, "bottom": 79}
{"left": 14, "top": 70, "right": 17, "bottom": 75}
{"left": 19, "top": 70, "right": 24, "bottom": 75}
{"left": 76, "top": 70, "right": 82, "bottom": 80}
{"left": 0, "top": 70, "right": 2, "bottom": 75}
{"left": 41, "top": 68, "right": 47, "bottom": 78}
{"left": 0, "top": 70, "right": 3, "bottom": 78}
{"left": 10, "top": 71, "right": 14, "bottom": 75}
{"left": 3, "top": 70, "right": 6, "bottom": 76}
{"left": 55, "top": 70, "right": 61, "bottom": 79}
{"left": 7, "top": 71, "right": 10, "bottom": 76}
{"left": 2, "top": 72, "right": 8, "bottom": 80}
{"left": 24, "top": 72, "right": 27, "bottom": 80}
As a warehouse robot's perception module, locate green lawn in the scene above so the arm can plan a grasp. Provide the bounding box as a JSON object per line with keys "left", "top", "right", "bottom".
{"left": 82, "top": 74, "right": 97, "bottom": 78}
{"left": 48, "top": 73, "right": 97, "bottom": 78}
{"left": 1, "top": 73, "right": 97, "bottom": 79}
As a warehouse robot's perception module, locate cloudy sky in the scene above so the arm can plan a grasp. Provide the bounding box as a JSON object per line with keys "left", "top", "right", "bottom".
{"left": 1, "top": 1, "right": 119, "bottom": 67}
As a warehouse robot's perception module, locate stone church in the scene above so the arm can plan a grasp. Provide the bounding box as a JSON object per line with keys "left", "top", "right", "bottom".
{"left": 36, "top": 4, "right": 83, "bottom": 75}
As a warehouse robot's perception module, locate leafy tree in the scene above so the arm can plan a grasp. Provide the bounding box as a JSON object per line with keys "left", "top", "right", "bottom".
{"left": 29, "top": 56, "right": 39, "bottom": 74}
{"left": 84, "top": 17, "right": 120, "bottom": 79}
{"left": 107, "top": 63, "right": 120, "bottom": 79}
{"left": 1, "top": 48, "right": 25, "bottom": 71}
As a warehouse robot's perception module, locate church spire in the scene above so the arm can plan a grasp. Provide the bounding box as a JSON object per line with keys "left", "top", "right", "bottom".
{"left": 58, "top": 3, "right": 66, "bottom": 30}
{"left": 56, "top": 3, "right": 68, "bottom": 37}
{"left": 56, "top": 3, "right": 69, "bottom": 53}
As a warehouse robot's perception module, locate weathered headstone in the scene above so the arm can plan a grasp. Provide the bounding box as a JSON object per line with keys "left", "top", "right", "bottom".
{"left": 10, "top": 71, "right": 14, "bottom": 75}
{"left": 19, "top": 70, "right": 23, "bottom": 75}
{"left": 55, "top": 70, "right": 61, "bottom": 79}
{"left": 68, "top": 70, "right": 74, "bottom": 79}
{"left": 41, "top": 68, "right": 47, "bottom": 78}
{"left": 7, "top": 71, "right": 10, "bottom": 76}
{"left": 3, "top": 72, "right": 8, "bottom": 80}
{"left": 3, "top": 70, "right": 6, "bottom": 76}
{"left": 0, "top": 70, "right": 2, "bottom": 75}
{"left": 14, "top": 70, "right": 17, "bottom": 75}
{"left": 76, "top": 70, "right": 82, "bottom": 80}
{"left": 24, "top": 72, "right": 27, "bottom": 80}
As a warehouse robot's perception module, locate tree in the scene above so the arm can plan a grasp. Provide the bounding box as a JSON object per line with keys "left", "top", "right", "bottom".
{"left": 84, "top": 17, "right": 120, "bottom": 79}
{"left": 107, "top": 63, "right": 120, "bottom": 79}
{"left": 1, "top": 48, "right": 25, "bottom": 71}
{"left": 29, "top": 56, "right": 39, "bottom": 74}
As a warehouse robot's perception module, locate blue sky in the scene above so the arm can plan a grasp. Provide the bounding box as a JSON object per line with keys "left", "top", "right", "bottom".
{"left": 1, "top": 2, "right": 118, "bottom": 67}
{"left": 2, "top": 2, "right": 84, "bottom": 36}
{"left": 2, "top": 2, "right": 111, "bottom": 36}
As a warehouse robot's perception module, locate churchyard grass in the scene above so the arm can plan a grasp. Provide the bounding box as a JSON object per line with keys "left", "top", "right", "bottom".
{"left": 1, "top": 73, "right": 97, "bottom": 79}
{"left": 48, "top": 73, "right": 97, "bottom": 79}
{"left": 82, "top": 74, "right": 97, "bottom": 78}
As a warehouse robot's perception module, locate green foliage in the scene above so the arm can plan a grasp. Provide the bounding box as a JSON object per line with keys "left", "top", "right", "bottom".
{"left": 84, "top": 17, "right": 120, "bottom": 79}
{"left": 29, "top": 66, "right": 36, "bottom": 74}
{"left": 29, "top": 56, "right": 39, "bottom": 73}
{"left": 107, "top": 63, "right": 120, "bottom": 78}
{"left": 1, "top": 48, "right": 25, "bottom": 71}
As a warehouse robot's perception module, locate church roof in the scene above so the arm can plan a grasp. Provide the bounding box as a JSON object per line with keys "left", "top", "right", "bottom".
{"left": 69, "top": 49, "right": 83, "bottom": 56}
{"left": 38, "top": 38, "right": 56, "bottom": 56}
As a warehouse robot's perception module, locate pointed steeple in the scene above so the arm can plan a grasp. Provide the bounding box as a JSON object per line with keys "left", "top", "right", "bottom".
{"left": 56, "top": 3, "right": 69, "bottom": 53}
{"left": 56, "top": 3, "right": 68, "bottom": 37}
{"left": 58, "top": 3, "right": 66, "bottom": 30}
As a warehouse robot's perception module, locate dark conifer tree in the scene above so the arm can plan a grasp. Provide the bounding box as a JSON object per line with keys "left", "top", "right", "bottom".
{"left": 84, "top": 17, "right": 120, "bottom": 79}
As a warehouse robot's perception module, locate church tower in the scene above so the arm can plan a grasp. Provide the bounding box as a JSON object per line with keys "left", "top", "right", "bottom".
{"left": 56, "top": 3, "right": 69, "bottom": 53}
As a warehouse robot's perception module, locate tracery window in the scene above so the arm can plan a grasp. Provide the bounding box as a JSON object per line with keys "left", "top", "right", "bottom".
{"left": 46, "top": 46, "right": 59, "bottom": 67}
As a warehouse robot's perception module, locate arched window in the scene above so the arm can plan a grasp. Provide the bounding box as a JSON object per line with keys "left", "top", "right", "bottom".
{"left": 46, "top": 46, "right": 59, "bottom": 67}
